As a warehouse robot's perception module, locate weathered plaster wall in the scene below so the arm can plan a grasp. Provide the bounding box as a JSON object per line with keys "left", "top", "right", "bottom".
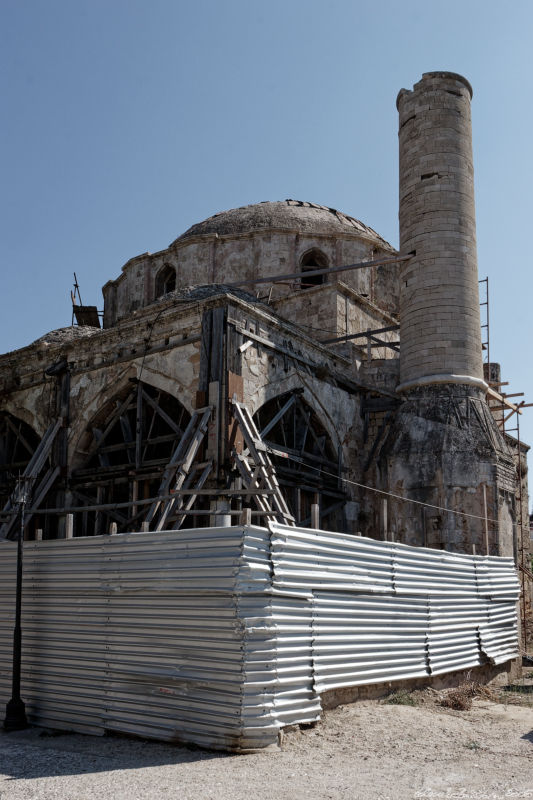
{"left": 271, "top": 281, "right": 399, "bottom": 362}
{"left": 0, "top": 292, "right": 381, "bottom": 534}
{"left": 102, "top": 225, "right": 397, "bottom": 328}
{"left": 227, "top": 300, "right": 367, "bottom": 522}
{"left": 0, "top": 301, "right": 205, "bottom": 470}
{"left": 377, "top": 386, "right": 516, "bottom": 554}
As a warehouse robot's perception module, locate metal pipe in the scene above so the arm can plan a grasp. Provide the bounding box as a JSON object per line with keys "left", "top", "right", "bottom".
{"left": 516, "top": 414, "right": 528, "bottom": 651}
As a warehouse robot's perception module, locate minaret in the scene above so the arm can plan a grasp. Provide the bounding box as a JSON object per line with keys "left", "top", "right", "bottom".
{"left": 397, "top": 72, "right": 485, "bottom": 392}
{"left": 376, "top": 73, "right": 516, "bottom": 557}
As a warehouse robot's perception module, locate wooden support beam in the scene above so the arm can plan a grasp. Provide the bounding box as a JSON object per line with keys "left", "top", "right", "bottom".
{"left": 300, "top": 499, "right": 345, "bottom": 527}
{"left": 240, "top": 507, "right": 252, "bottom": 526}
{"left": 135, "top": 381, "right": 142, "bottom": 469}
{"left": 171, "top": 462, "right": 213, "bottom": 530}
{"left": 4, "top": 416, "right": 36, "bottom": 458}
{"left": 72, "top": 488, "right": 128, "bottom": 525}
{"left": 259, "top": 392, "right": 299, "bottom": 439}
{"left": 25, "top": 487, "right": 277, "bottom": 516}
{"left": 140, "top": 386, "right": 185, "bottom": 437}
{"left": 486, "top": 387, "right": 522, "bottom": 414}
{"left": 86, "top": 389, "right": 136, "bottom": 460}
{"left": 321, "top": 324, "right": 400, "bottom": 346}
{"left": 368, "top": 338, "right": 400, "bottom": 352}
{"left": 224, "top": 254, "right": 411, "bottom": 290}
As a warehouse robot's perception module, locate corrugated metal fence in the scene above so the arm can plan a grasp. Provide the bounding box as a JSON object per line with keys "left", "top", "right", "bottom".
{"left": 0, "top": 524, "right": 520, "bottom": 750}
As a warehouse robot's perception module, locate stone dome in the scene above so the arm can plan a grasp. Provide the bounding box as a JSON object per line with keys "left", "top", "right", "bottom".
{"left": 173, "top": 200, "right": 394, "bottom": 250}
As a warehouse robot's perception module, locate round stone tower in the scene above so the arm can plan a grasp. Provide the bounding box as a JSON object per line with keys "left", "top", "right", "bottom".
{"left": 377, "top": 72, "right": 516, "bottom": 558}
{"left": 396, "top": 71, "right": 485, "bottom": 392}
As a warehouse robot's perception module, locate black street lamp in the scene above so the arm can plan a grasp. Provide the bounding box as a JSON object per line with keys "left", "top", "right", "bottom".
{"left": 3, "top": 479, "right": 29, "bottom": 731}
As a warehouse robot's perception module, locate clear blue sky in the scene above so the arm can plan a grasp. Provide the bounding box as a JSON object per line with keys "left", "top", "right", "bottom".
{"left": 1, "top": 0, "right": 532, "bottom": 459}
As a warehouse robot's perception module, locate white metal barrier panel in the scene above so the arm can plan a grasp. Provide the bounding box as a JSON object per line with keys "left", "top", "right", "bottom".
{"left": 0, "top": 524, "right": 519, "bottom": 750}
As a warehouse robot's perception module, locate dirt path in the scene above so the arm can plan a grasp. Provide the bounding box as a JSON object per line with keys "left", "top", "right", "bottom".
{"left": 1, "top": 689, "right": 532, "bottom": 800}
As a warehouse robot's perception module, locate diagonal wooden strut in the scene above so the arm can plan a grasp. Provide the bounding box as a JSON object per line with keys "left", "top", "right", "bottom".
{"left": 0, "top": 418, "right": 63, "bottom": 540}
{"left": 145, "top": 407, "right": 212, "bottom": 531}
{"left": 231, "top": 401, "right": 295, "bottom": 526}
{"left": 169, "top": 461, "right": 213, "bottom": 530}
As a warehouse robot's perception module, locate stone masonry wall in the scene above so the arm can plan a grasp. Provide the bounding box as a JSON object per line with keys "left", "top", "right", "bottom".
{"left": 397, "top": 72, "right": 484, "bottom": 388}
{"left": 102, "top": 230, "right": 396, "bottom": 327}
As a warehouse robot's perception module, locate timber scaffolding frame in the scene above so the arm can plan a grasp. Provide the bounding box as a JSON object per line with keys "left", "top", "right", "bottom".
{"left": 0, "top": 400, "right": 296, "bottom": 539}
{"left": 480, "top": 277, "right": 532, "bottom": 650}
{"left": 228, "top": 253, "right": 406, "bottom": 361}
{"left": 501, "top": 406, "right": 532, "bottom": 652}
{"left": 0, "top": 419, "right": 63, "bottom": 540}
{"left": 479, "top": 278, "right": 533, "bottom": 430}
{"left": 1, "top": 255, "right": 530, "bottom": 547}
{"left": 321, "top": 324, "right": 400, "bottom": 359}
{"left": 2, "top": 251, "right": 410, "bottom": 539}
{"left": 0, "top": 362, "right": 71, "bottom": 541}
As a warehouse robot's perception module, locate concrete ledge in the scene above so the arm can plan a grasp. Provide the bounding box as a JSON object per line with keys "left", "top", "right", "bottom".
{"left": 321, "top": 658, "right": 521, "bottom": 710}
{"left": 396, "top": 373, "right": 488, "bottom": 393}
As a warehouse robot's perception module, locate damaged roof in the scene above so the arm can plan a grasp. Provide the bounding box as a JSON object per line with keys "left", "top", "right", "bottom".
{"left": 174, "top": 200, "right": 394, "bottom": 249}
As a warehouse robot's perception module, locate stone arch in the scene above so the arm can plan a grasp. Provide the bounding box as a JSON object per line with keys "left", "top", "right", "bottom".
{"left": 247, "top": 373, "right": 343, "bottom": 456}
{"left": 70, "top": 368, "right": 196, "bottom": 471}
{"left": 155, "top": 263, "right": 176, "bottom": 298}
{"left": 0, "top": 412, "right": 41, "bottom": 509}
{"left": 134, "top": 367, "right": 195, "bottom": 415}
{"left": 253, "top": 391, "right": 346, "bottom": 531}
{"left": 1, "top": 394, "right": 47, "bottom": 438}
{"left": 70, "top": 367, "right": 138, "bottom": 466}
{"left": 70, "top": 380, "right": 192, "bottom": 535}
{"left": 299, "top": 248, "right": 329, "bottom": 287}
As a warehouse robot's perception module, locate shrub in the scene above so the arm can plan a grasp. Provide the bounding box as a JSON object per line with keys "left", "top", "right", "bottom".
{"left": 384, "top": 689, "right": 417, "bottom": 706}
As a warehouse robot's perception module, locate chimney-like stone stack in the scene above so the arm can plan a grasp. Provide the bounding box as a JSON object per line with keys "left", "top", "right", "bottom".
{"left": 397, "top": 72, "right": 485, "bottom": 392}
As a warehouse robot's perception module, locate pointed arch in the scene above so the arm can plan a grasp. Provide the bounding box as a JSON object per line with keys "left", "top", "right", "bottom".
{"left": 253, "top": 391, "right": 346, "bottom": 531}
{"left": 0, "top": 412, "right": 40, "bottom": 509}
{"left": 70, "top": 381, "right": 192, "bottom": 535}
{"left": 155, "top": 263, "right": 176, "bottom": 297}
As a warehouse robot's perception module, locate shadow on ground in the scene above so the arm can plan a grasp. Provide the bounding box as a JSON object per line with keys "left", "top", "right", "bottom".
{"left": 0, "top": 727, "right": 238, "bottom": 781}
{"left": 520, "top": 729, "right": 533, "bottom": 744}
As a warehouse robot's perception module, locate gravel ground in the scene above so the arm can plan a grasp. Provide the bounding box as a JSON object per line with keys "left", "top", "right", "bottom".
{"left": 1, "top": 689, "right": 532, "bottom": 800}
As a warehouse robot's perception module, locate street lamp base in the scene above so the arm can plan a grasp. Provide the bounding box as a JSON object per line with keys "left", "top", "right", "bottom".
{"left": 3, "top": 697, "right": 28, "bottom": 731}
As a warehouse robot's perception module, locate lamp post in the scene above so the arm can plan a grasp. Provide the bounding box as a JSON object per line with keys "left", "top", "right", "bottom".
{"left": 3, "top": 479, "right": 29, "bottom": 731}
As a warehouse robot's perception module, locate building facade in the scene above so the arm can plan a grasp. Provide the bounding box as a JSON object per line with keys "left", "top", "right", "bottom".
{"left": 1, "top": 72, "right": 531, "bottom": 643}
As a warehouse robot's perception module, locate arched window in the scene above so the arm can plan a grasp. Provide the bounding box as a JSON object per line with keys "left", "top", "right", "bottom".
{"left": 300, "top": 249, "right": 328, "bottom": 287}
{"left": 155, "top": 264, "right": 177, "bottom": 297}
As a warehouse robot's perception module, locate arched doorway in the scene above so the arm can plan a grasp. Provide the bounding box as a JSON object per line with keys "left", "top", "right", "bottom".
{"left": 253, "top": 391, "right": 346, "bottom": 530}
